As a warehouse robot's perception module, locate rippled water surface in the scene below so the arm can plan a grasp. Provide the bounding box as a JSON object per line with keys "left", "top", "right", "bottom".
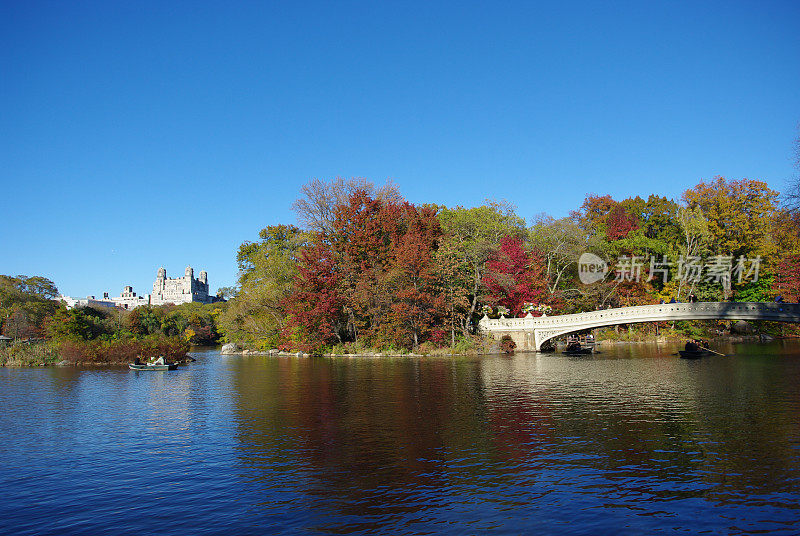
{"left": 2, "top": 341, "right": 800, "bottom": 535}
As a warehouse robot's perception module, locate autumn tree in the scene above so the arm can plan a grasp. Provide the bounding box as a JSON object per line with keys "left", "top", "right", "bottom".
{"left": 285, "top": 189, "right": 448, "bottom": 351}
{"left": 775, "top": 255, "right": 800, "bottom": 302}
{"left": 682, "top": 177, "right": 780, "bottom": 300}
{"left": 483, "top": 236, "right": 547, "bottom": 316}
{"left": 606, "top": 204, "right": 640, "bottom": 240}
{"left": 386, "top": 204, "right": 445, "bottom": 349}
{"left": 328, "top": 190, "right": 404, "bottom": 344}
{"left": 291, "top": 177, "right": 402, "bottom": 235}
{"left": 572, "top": 194, "right": 617, "bottom": 236}
{"left": 683, "top": 177, "right": 778, "bottom": 261}
{"left": 283, "top": 238, "right": 346, "bottom": 352}
{"left": 437, "top": 201, "right": 525, "bottom": 335}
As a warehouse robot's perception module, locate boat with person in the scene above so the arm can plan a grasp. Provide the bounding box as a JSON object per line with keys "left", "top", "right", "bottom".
{"left": 563, "top": 339, "right": 593, "bottom": 355}
{"left": 129, "top": 363, "right": 178, "bottom": 371}
{"left": 128, "top": 356, "right": 178, "bottom": 371}
{"left": 678, "top": 339, "right": 720, "bottom": 359}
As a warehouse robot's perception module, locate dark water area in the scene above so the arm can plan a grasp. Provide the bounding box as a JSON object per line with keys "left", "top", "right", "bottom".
{"left": 2, "top": 341, "right": 800, "bottom": 535}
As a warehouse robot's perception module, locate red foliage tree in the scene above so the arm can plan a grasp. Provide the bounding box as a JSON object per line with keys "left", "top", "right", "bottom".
{"left": 331, "top": 190, "right": 404, "bottom": 344}
{"left": 606, "top": 204, "right": 640, "bottom": 240}
{"left": 282, "top": 238, "right": 345, "bottom": 352}
{"left": 775, "top": 254, "right": 800, "bottom": 302}
{"left": 387, "top": 204, "right": 445, "bottom": 348}
{"left": 484, "top": 236, "right": 547, "bottom": 316}
{"left": 285, "top": 189, "right": 448, "bottom": 351}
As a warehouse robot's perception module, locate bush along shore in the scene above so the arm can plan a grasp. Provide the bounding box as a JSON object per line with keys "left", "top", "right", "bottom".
{"left": 0, "top": 336, "right": 191, "bottom": 367}
{"left": 221, "top": 335, "right": 500, "bottom": 358}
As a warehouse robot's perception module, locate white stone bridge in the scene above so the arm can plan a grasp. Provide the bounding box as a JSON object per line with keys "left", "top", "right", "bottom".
{"left": 479, "top": 302, "right": 800, "bottom": 351}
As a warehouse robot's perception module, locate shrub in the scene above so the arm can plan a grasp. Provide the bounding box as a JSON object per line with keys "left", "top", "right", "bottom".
{"left": 500, "top": 335, "right": 517, "bottom": 355}
{"left": 0, "top": 341, "right": 60, "bottom": 367}
{"left": 55, "top": 336, "right": 190, "bottom": 364}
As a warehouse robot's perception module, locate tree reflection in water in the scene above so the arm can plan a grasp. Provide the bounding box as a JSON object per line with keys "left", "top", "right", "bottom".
{"left": 229, "top": 343, "right": 800, "bottom": 532}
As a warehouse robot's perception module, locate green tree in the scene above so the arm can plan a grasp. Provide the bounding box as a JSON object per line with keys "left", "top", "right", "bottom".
{"left": 218, "top": 224, "right": 303, "bottom": 349}
{"left": 0, "top": 275, "right": 60, "bottom": 339}
{"left": 437, "top": 201, "right": 525, "bottom": 335}
{"left": 46, "top": 307, "right": 111, "bottom": 341}
{"left": 528, "top": 215, "right": 586, "bottom": 298}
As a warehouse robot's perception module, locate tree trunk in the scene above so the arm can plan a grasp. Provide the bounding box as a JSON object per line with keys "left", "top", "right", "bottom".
{"left": 465, "top": 267, "right": 481, "bottom": 336}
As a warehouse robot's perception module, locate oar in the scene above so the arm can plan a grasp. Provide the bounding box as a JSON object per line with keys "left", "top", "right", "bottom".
{"left": 698, "top": 345, "right": 726, "bottom": 356}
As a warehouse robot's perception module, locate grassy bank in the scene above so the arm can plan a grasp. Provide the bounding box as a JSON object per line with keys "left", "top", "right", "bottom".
{"left": 0, "top": 342, "right": 61, "bottom": 367}
{"left": 229, "top": 334, "right": 499, "bottom": 357}
{"left": 0, "top": 336, "right": 190, "bottom": 367}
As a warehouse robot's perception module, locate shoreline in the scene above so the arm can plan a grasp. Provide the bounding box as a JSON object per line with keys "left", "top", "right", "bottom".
{"left": 3, "top": 335, "right": 797, "bottom": 367}
{"left": 223, "top": 333, "right": 799, "bottom": 358}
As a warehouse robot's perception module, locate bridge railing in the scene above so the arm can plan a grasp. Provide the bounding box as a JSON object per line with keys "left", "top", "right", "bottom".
{"left": 479, "top": 302, "right": 800, "bottom": 331}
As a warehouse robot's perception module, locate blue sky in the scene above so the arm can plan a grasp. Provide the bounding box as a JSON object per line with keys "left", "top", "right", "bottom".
{"left": 2, "top": 1, "right": 798, "bottom": 298}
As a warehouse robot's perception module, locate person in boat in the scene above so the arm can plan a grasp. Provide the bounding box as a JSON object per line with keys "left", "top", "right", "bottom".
{"left": 133, "top": 357, "right": 142, "bottom": 365}
{"left": 150, "top": 356, "right": 165, "bottom": 366}
{"left": 685, "top": 340, "right": 700, "bottom": 352}
{"left": 566, "top": 341, "right": 582, "bottom": 352}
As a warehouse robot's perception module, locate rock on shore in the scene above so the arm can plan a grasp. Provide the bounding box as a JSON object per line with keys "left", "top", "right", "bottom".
{"left": 221, "top": 343, "right": 239, "bottom": 354}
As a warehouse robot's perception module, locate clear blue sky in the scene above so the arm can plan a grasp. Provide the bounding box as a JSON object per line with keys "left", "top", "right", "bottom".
{"left": 2, "top": 1, "right": 798, "bottom": 298}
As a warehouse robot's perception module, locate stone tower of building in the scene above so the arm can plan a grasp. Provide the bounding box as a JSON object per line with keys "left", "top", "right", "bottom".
{"left": 151, "top": 265, "right": 212, "bottom": 305}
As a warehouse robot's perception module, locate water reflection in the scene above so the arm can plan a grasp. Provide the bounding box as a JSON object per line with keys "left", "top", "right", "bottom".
{"left": 1, "top": 343, "right": 799, "bottom": 534}
{"left": 230, "top": 343, "right": 800, "bottom": 532}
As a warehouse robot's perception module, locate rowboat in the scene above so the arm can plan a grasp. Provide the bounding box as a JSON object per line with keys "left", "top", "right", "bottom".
{"left": 129, "top": 363, "right": 178, "bottom": 371}
{"left": 563, "top": 347, "right": 593, "bottom": 355}
{"left": 678, "top": 349, "right": 711, "bottom": 359}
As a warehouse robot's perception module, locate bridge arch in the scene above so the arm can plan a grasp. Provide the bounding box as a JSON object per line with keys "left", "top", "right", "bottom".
{"left": 479, "top": 302, "right": 800, "bottom": 351}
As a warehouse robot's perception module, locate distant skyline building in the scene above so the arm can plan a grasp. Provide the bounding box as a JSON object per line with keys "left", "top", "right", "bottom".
{"left": 151, "top": 266, "right": 215, "bottom": 306}
{"left": 60, "top": 265, "right": 217, "bottom": 309}
{"left": 59, "top": 295, "right": 118, "bottom": 310}
{"left": 113, "top": 286, "right": 150, "bottom": 309}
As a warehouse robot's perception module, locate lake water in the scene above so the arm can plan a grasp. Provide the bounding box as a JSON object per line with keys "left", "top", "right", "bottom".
{"left": 2, "top": 341, "right": 800, "bottom": 535}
